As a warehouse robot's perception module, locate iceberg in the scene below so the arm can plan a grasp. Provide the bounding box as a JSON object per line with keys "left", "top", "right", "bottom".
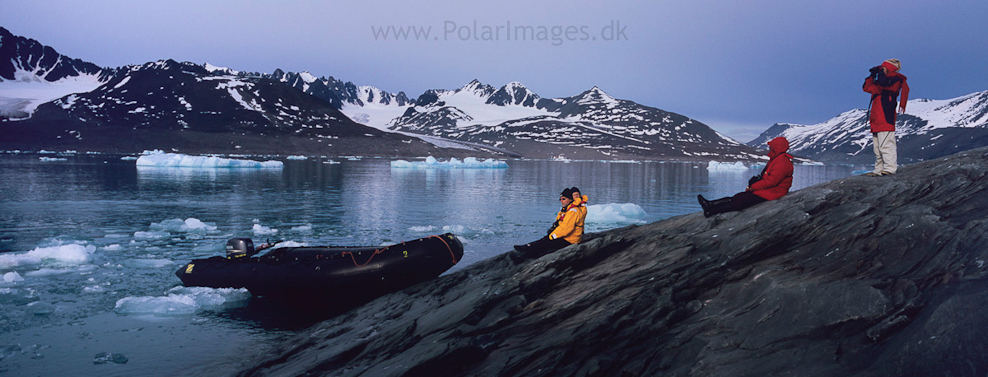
{"left": 135, "top": 150, "right": 283, "bottom": 168}
{"left": 113, "top": 286, "right": 251, "bottom": 316}
{"left": 391, "top": 156, "right": 508, "bottom": 169}
{"left": 706, "top": 161, "right": 749, "bottom": 171}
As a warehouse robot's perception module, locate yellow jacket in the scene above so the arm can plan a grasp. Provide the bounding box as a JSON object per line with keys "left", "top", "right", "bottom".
{"left": 550, "top": 195, "right": 588, "bottom": 244}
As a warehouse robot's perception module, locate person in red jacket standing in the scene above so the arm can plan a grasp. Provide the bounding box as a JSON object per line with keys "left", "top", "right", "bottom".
{"left": 863, "top": 58, "right": 909, "bottom": 176}
{"left": 697, "top": 137, "right": 794, "bottom": 217}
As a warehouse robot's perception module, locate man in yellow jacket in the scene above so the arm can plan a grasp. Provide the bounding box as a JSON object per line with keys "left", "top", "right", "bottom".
{"left": 513, "top": 188, "right": 588, "bottom": 261}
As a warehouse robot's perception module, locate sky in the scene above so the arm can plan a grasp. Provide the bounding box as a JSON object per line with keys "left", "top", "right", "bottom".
{"left": 3, "top": 0, "right": 987, "bottom": 142}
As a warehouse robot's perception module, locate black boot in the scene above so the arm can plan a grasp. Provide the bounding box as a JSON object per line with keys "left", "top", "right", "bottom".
{"left": 700, "top": 196, "right": 733, "bottom": 217}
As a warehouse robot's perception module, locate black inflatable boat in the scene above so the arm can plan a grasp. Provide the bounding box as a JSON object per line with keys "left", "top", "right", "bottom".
{"left": 175, "top": 233, "right": 463, "bottom": 302}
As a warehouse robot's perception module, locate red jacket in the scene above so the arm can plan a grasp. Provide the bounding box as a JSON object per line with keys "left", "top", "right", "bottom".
{"left": 863, "top": 61, "right": 910, "bottom": 133}
{"left": 749, "top": 137, "right": 794, "bottom": 201}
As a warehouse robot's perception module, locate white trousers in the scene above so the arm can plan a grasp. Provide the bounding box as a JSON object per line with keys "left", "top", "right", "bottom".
{"left": 873, "top": 131, "right": 897, "bottom": 174}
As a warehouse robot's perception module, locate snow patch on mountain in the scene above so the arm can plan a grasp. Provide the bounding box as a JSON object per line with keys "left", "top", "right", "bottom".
{"left": 204, "top": 63, "right": 239, "bottom": 75}
{"left": 905, "top": 91, "right": 988, "bottom": 131}
{"left": 340, "top": 102, "right": 409, "bottom": 131}
{"left": 0, "top": 72, "right": 104, "bottom": 119}
{"left": 392, "top": 80, "right": 555, "bottom": 132}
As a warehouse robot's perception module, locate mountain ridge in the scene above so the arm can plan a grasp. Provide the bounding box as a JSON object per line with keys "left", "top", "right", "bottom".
{"left": 0, "top": 58, "right": 472, "bottom": 157}
{"left": 5, "top": 26, "right": 987, "bottom": 162}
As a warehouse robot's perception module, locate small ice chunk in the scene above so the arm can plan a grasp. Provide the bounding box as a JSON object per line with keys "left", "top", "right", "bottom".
{"left": 2, "top": 271, "right": 23, "bottom": 283}
{"left": 290, "top": 224, "right": 313, "bottom": 232}
{"left": 26, "top": 301, "right": 56, "bottom": 315}
{"left": 93, "top": 352, "right": 129, "bottom": 364}
{"left": 252, "top": 224, "right": 278, "bottom": 236}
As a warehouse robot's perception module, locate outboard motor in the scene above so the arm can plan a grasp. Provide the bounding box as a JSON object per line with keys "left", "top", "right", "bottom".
{"left": 226, "top": 238, "right": 256, "bottom": 259}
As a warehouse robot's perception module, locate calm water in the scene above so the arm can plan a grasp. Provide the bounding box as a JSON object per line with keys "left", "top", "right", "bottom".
{"left": 0, "top": 153, "right": 861, "bottom": 376}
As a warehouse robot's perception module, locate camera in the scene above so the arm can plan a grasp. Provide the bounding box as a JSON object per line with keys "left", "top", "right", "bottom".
{"left": 868, "top": 66, "right": 881, "bottom": 81}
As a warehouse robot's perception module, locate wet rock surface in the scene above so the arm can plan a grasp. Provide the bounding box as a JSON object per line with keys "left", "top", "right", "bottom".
{"left": 237, "top": 147, "right": 988, "bottom": 377}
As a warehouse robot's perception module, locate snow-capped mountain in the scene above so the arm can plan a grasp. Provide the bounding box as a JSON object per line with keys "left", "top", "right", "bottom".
{"left": 2, "top": 27, "right": 769, "bottom": 160}
{"left": 487, "top": 81, "right": 541, "bottom": 107}
{"left": 386, "top": 80, "right": 761, "bottom": 160}
{"left": 267, "top": 69, "right": 411, "bottom": 130}
{"left": 749, "top": 90, "right": 988, "bottom": 163}
{"left": 0, "top": 58, "right": 449, "bottom": 156}
{"left": 263, "top": 71, "right": 763, "bottom": 160}
{"left": 0, "top": 27, "right": 490, "bottom": 156}
{"left": 0, "top": 27, "right": 112, "bottom": 118}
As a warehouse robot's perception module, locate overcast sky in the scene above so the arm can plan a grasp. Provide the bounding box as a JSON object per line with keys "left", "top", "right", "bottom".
{"left": 3, "top": 0, "right": 987, "bottom": 141}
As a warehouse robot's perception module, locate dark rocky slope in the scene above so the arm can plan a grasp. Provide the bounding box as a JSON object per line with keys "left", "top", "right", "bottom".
{"left": 237, "top": 147, "right": 988, "bottom": 377}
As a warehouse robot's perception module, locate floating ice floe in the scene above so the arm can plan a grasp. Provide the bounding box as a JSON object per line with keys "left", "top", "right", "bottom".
{"left": 587, "top": 203, "right": 647, "bottom": 224}
{"left": 135, "top": 150, "right": 283, "bottom": 168}
{"left": 113, "top": 286, "right": 251, "bottom": 316}
{"left": 152, "top": 218, "right": 218, "bottom": 233}
{"left": 135, "top": 218, "right": 218, "bottom": 240}
{"left": 0, "top": 244, "right": 96, "bottom": 269}
{"left": 391, "top": 156, "right": 508, "bottom": 169}
{"left": 252, "top": 222, "right": 278, "bottom": 236}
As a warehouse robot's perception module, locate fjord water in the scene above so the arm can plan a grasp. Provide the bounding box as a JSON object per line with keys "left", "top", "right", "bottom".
{"left": 0, "top": 154, "right": 860, "bottom": 376}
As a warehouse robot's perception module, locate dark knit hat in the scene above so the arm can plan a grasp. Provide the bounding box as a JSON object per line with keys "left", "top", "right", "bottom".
{"left": 570, "top": 187, "right": 581, "bottom": 195}
{"left": 560, "top": 188, "right": 574, "bottom": 198}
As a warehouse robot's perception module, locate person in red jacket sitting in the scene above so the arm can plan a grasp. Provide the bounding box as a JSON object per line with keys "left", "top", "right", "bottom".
{"left": 863, "top": 58, "right": 909, "bottom": 176}
{"left": 697, "top": 137, "right": 794, "bottom": 217}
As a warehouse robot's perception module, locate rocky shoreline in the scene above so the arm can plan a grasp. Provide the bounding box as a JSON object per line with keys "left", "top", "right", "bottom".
{"left": 236, "top": 147, "right": 988, "bottom": 377}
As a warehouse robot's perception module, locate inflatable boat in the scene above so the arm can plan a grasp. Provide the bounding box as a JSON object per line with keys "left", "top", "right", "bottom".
{"left": 175, "top": 233, "right": 463, "bottom": 302}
